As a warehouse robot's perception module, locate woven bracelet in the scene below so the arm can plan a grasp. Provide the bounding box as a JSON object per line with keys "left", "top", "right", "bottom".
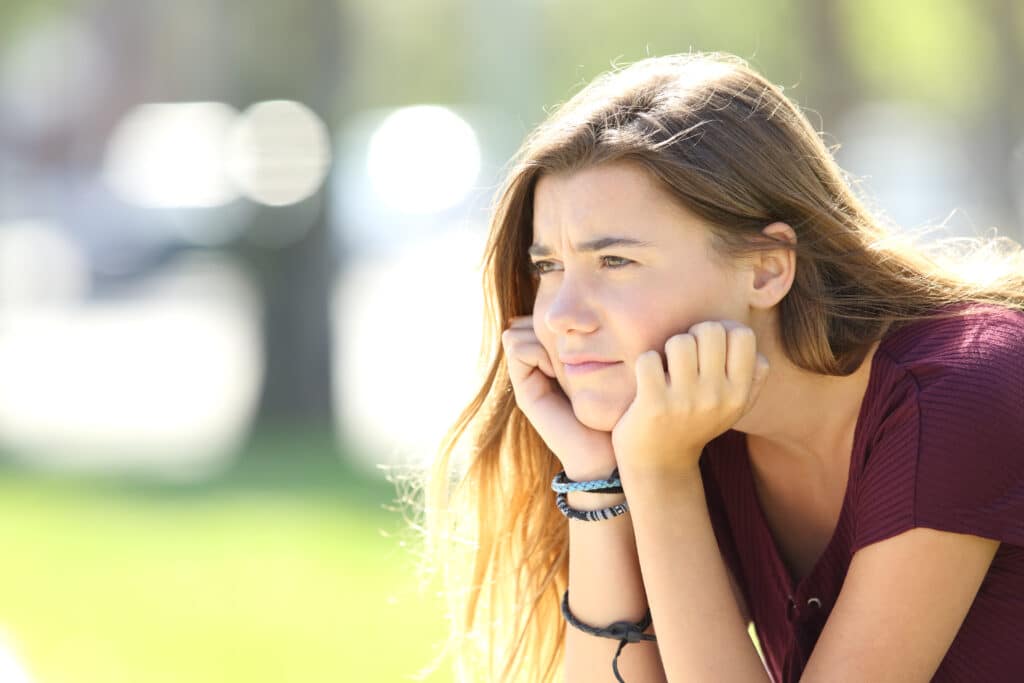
{"left": 561, "top": 589, "right": 656, "bottom": 683}
{"left": 555, "top": 490, "right": 629, "bottom": 522}
{"left": 551, "top": 468, "right": 623, "bottom": 494}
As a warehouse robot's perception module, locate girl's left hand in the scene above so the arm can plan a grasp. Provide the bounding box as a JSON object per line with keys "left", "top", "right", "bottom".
{"left": 611, "top": 319, "right": 770, "bottom": 477}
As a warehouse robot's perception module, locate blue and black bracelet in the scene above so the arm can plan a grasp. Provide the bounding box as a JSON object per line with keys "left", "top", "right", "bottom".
{"left": 555, "top": 490, "right": 629, "bottom": 522}
{"left": 551, "top": 468, "right": 623, "bottom": 494}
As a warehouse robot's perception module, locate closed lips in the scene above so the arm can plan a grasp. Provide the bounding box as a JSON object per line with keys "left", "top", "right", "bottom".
{"left": 559, "top": 356, "right": 618, "bottom": 365}
{"left": 561, "top": 357, "right": 622, "bottom": 375}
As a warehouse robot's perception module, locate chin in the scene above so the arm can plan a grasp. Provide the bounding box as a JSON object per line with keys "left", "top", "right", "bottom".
{"left": 570, "top": 392, "right": 629, "bottom": 432}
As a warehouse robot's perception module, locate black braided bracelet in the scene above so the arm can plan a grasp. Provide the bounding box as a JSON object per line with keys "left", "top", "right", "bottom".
{"left": 555, "top": 490, "right": 629, "bottom": 522}
{"left": 561, "top": 589, "right": 657, "bottom": 683}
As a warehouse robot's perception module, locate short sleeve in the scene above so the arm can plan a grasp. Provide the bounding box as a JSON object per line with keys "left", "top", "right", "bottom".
{"left": 853, "top": 330, "right": 1024, "bottom": 553}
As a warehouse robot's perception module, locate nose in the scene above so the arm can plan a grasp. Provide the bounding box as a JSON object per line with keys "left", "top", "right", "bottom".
{"left": 542, "top": 275, "right": 599, "bottom": 336}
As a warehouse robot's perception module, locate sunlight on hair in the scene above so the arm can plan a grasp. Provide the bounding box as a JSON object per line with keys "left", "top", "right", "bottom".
{"left": 102, "top": 102, "right": 239, "bottom": 208}
{"left": 366, "top": 105, "right": 480, "bottom": 214}
{"left": 225, "top": 100, "right": 332, "bottom": 207}
{"left": 670, "top": 54, "right": 737, "bottom": 90}
{"left": 928, "top": 232, "right": 1024, "bottom": 286}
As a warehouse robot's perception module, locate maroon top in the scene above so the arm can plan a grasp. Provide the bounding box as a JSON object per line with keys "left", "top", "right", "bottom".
{"left": 700, "top": 303, "right": 1024, "bottom": 682}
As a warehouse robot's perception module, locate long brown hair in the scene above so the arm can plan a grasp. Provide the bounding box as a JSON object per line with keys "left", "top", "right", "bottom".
{"left": 419, "top": 52, "right": 1024, "bottom": 682}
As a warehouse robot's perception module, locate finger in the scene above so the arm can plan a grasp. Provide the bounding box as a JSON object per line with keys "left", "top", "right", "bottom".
{"left": 528, "top": 343, "right": 557, "bottom": 377}
{"left": 512, "top": 348, "right": 556, "bottom": 379}
{"left": 502, "top": 326, "right": 542, "bottom": 343}
{"left": 507, "top": 315, "right": 534, "bottom": 329}
{"left": 502, "top": 330, "right": 556, "bottom": 378}
{"left": 504, "top": 340, "right": 556, "bottom": 378}
{"left": 634, "top": 350, "right": 667, "bottom": 402}
{"left": 689, "top": 321, "right": 727, "bottom": 377}
{"left": 665, "top": 333, "right": 698, "bottom": 388}
{"left": 725, "top": 326, "right": 757, "bottom": 385}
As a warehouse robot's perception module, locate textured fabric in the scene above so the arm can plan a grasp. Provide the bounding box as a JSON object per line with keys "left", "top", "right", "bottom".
{"left": 700, "top": 302, "right": 1024, "bottom": 682}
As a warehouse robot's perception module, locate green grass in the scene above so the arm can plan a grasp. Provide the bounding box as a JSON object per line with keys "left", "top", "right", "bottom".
{"left": 0, "top": 428, "right": 451, "bottom": 683}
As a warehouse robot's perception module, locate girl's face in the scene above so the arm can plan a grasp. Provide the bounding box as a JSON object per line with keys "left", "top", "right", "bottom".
{"left": 530, "top": 161, "right": 752, "bottom": 432}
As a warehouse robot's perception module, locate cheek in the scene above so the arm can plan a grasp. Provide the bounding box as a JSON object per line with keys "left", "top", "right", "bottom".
{"left": 617, "top": 275, "right": 734, "bottom": 357}
{"left": 609, "top": 297, "right": 682, "bottom": 363}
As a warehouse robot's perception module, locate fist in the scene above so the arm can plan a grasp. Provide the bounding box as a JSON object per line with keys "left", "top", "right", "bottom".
{"left": 611, "top": 320, "right": 770, "bottom": 475}
{"left": 501, "top": 315, "right": 617, "bottom": 480}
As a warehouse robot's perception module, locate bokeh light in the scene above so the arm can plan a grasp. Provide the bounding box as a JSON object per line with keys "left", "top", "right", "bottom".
{"left": 366, "top": 105, "right": 481, "bottom": 214}
{"left": 225, "top": 100, "right": 332, "bottom": 207}
{"left": 0, "top": 254, "right": 261, "bottom": 478}
{"left": 102, "top": 102, "right": 240, "bottom": 209}
{"left": 333, "top": 226, "right": 485, "bottom": 465}
{"left": 0, "top": 219, "right": 90, "bottom": 312}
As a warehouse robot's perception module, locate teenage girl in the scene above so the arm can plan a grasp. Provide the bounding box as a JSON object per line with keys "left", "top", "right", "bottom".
{"left": 426, "top": 52, "right": 1024, "bottom": 682}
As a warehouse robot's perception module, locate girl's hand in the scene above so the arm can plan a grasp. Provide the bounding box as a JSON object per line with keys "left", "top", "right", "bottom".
{"left": 502, "top": 315, "right": 617, "bottom": 480}
{"left": 611, "top": 320, "right": 770, "bottom": 477}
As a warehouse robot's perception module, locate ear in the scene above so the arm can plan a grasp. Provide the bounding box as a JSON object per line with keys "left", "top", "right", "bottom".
{"left": 747, "top": 222, "right": 796, "bottom": 309}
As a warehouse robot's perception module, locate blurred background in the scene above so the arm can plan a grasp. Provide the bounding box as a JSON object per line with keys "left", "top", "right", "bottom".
{"left": 0, "top": 0, "right": 1020, "bottom": 681}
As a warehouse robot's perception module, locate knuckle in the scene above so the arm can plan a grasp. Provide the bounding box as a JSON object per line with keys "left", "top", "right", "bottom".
{"left": 634, "top": 351, "right": 659, "bottom": 374}
{"left": 729, "top": 326, "right": 755, "bottom": 342}
{"left": 689, "top": 320, "right": 721, "bottom": 335}
{"left": 666, "top": 333, "right": 694, "bottom": 350}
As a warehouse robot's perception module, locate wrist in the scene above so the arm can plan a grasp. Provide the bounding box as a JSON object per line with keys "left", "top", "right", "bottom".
{"left": 562, "top": 461, "right": 618, "bottom": 482}
{"left": 566, "top": 489, "right": 627, "bottom": 511}
{"left": 617, "top": 454, "right": 704, "bottom": 492}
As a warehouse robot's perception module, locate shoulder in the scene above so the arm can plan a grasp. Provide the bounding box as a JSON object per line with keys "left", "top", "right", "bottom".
{"left": 876, "top": 303, "right": 1024, "bottom": 451}
{"left": 855, "top": 303, "right": 1024, "bottom": 550}
{"left": 878, "top": 303, "right": 1024, "bottom": 390}
{"left": 867, "top": 303, "right": 1024, "bottom": 448}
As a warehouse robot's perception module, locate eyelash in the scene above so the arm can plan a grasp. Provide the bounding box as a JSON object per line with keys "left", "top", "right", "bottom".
{"left": 529, "top": 255, "right": 633, "bottom": 276}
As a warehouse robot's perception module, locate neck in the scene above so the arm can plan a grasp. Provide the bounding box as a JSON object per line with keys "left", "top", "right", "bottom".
{"left": 732, "top": 312, "right": 880, "bottom": 468}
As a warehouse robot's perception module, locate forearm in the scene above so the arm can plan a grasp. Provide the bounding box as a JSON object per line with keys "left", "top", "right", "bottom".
{"left": 564, "top": 490, "right": 667, "bottom": 683}
{"left": 622, "top": 461, "right": 769, "bottom": 682}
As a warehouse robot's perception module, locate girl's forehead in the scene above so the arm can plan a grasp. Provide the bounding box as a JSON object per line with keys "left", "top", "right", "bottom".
{"left": 531, "top": 165, "right": 708, "bottom": 250}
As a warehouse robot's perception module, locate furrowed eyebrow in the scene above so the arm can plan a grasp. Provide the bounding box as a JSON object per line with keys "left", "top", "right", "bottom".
{"left": 527, "top": 236, "right": 654, "bottom": 258}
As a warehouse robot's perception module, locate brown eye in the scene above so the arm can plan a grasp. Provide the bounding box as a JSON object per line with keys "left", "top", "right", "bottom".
{"left": 600, "top": 256, "right": 633, "bottom": 268}
{"left": 529, "top": 260, "right": 559, "bottom": 275}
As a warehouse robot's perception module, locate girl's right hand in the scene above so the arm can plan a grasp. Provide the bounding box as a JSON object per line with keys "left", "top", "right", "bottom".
{"left": 501, "top": 315, "right": 617, "bottom": 481}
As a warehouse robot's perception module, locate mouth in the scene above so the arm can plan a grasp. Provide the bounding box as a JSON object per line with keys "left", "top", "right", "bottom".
{"left": 563, "top": 361, "right": 622, "bottom": 376}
